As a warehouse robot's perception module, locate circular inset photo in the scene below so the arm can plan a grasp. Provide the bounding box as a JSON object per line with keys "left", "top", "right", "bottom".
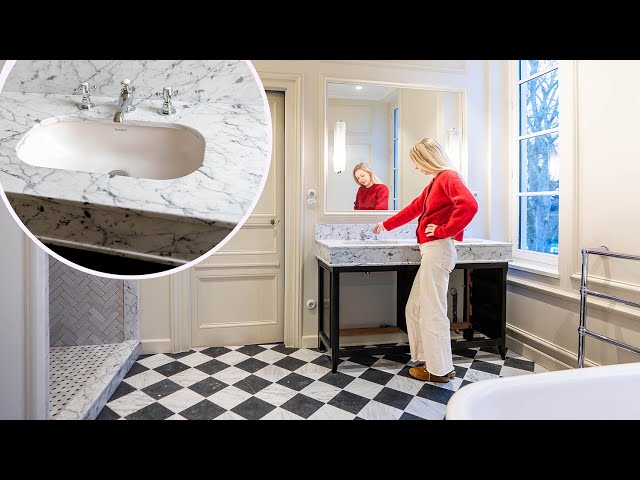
{"left": 0, "top": 60, "right": 271, "bottom": 279}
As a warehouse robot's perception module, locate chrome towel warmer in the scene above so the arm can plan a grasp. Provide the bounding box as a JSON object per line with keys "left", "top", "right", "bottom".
{"left": 578, "top": 245, "right": 640, "bottom": 367}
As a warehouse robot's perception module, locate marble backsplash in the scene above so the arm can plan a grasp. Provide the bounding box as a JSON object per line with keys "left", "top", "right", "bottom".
{"left": 315, "top": 223, "right": 418, "bottom": 241}
{"left": 1, "top": 60, "right": 263, "bottom": 106}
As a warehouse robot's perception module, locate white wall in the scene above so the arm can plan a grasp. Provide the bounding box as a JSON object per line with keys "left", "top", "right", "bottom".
{"left": 138, "top": 276, "right": 172, "bottom": 354}
{"left": 139, "top": 60, "right": 494, "bottom": 349}
{"left": 0, "top": 58, "right": 28, "bottom": 419}
{"left": 0, "top": 199, "right": 27, "bottom": 418}
{"left": 399, "top": 88, "right": 439, "bottom": 206}
{"left": 505, "top": 60, "right": 640, "bottom": 369}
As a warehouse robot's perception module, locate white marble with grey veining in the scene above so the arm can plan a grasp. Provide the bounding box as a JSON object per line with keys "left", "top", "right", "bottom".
{"left": 315, "top": 224, "right": 512, "bottom": 266}
{"left": 3, "top": 60, "right": 262, "bottom": 105}
{"left": 12, "top": 193, "right": 232, "bottom": 265}
{"left": 315, "top": 223, "right": 418, "bottom": 241}
{"left": 0, "top": 60, "right": 269, "bottom": 263}
{"left": 123, "top": 281, "right": 138, "bottom": 340}
{"left": 54, "top": 340, "right": 140, "bottom": 420}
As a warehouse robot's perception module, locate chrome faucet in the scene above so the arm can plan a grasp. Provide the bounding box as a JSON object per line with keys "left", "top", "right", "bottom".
{"left": 155, "top": 86, "right": 179, "bottom": 115}
{"left": 73, "top": 82, "right": 96, "bottom": 110}
{"left": 113, "top": 79, "right": 135, "bottom": 123}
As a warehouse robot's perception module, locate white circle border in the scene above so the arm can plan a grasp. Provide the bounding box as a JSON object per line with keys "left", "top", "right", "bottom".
{"left": 0, "top": 59, "right": 273, "bottom": 281}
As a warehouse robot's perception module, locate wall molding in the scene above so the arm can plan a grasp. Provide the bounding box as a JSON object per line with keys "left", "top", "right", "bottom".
{"left": 140, "top": 338, "right": 173, "bottom": 355}
{"left": 258, "top": 73, "right": 303, "bottom": 348}
{"left": 569, "top": 273, "right": 640, "bottom": 295}
{"left": 508, "top": 274, "right": 640, "bottom": 321}
{"left": 173, "top": 74, "right": 303, "bottom": 350}
{"left": 301, "top": 335, "right": 319, "bottom": 349}
{"left": 170, "top": 270, "right": 191, "bottom": 354}
{"left": 506, "top": 323, "right": 598, "bottom": 371}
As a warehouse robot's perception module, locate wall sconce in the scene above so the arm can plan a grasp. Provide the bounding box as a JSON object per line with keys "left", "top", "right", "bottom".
{"left": 446, "top": 127, "right": 461, "bottom": 171}
{"left": 333, "top": 120, "right": 346, "bottom": 174}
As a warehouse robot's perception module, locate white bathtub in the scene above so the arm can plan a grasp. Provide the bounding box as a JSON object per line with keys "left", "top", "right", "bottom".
{"left": 446, "top": 362, "right": 640, "bottom": 420}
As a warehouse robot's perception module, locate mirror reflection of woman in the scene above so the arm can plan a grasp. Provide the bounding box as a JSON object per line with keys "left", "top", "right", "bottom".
{"left": 353, "top": 163, "right": 389, "bottom": 210}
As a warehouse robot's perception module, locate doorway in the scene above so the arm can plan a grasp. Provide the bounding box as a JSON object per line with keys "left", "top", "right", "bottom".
{"left": 191, "top": 91, "right": 286, "bottom": 347}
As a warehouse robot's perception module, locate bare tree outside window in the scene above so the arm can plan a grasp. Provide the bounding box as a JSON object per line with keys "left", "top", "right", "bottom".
{"left": 518, "top": 60, "right": 559, "bottom": 255}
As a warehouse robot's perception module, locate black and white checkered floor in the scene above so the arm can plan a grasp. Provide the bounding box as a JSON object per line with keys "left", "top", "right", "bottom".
{"left": 97, "top": 343, "right": 548, "bottom": 420}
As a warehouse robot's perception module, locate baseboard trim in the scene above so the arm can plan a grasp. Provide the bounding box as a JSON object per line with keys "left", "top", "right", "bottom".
{"left": 302, "top": 332, "right": 409, "bottom": 349}
{"left": 301, "top": 335, "right": 319, "bottom": 349}
{"left": 140, "top": 339, "right": 172, "bottom": 355}
{"left": 506, "top": 324, "right": 599, "bottom": 371}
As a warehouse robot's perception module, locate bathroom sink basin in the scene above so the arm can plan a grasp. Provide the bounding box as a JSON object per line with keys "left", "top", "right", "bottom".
{"left": 16, "top": 119, "right": 205, "bottom": 180}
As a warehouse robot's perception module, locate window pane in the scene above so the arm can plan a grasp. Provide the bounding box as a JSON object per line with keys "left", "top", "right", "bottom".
{"left": 393, "top": 108, "right": 398, "bottom": 138}
{"left": 519, "top": 195, "right": 559, "bottom": 254}
{"left": 520, "top": 60, "right": 558, "bottom": 79}
{"left": 393, "top": 139, "right": 398, "bottom": 168}
{"left": 520, "top": 69, "right": 559, "bottom": 135}
{"left": 393, "top": 167, "right": 398, "bottom": 208}
{"left": 519, "top": 134, "right": 559, "bottom": 193}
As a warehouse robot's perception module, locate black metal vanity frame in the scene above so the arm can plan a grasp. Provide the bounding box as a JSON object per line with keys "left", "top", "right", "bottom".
{"left": 317, "top": 259, "right": 508, "bottom": 373}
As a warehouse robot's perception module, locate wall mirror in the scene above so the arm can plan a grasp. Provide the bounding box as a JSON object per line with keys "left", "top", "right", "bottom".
{"left": 323, "top": 80, "right": 466, "bottom": 214}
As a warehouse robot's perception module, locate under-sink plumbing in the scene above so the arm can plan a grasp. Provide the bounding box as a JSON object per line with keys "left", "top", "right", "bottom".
{"left": 113, "top": 79, "right": 135, "bottom": 123}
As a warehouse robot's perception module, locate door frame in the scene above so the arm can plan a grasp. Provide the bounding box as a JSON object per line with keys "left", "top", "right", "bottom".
{"left": 175, "top": 73, "right": 303, "bottom": 349}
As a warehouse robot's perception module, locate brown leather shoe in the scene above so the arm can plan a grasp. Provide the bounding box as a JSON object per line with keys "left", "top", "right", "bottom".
{"left": 408, "top": 366, "right": 456, "bottom": 383}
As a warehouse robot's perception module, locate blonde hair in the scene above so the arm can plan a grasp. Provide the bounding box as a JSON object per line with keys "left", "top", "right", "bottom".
{"left": 352, "top": 162, "right": 383, "bottom": 186}
{"left": 409, "top": 138, "right": 456, "bottom": 174}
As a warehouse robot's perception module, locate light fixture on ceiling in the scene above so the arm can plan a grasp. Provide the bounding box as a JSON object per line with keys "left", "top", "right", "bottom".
{"left": 333, "top": 121, "right": 346, "bottom": 174}
{"left": 355, "top": 85, "right": 363, "bottom": 90}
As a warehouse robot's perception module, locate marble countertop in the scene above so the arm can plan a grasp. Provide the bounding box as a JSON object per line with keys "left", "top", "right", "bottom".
{"left": 0, "top": 60, "right": 270, "bottom": 265}
{"left": 0, "top": 91, "right": 268, "bottom": 225}
{"left": 315, "top": 224, "right": 513, "bottom": 266}
{"left": 316, "top": 238, "right": 509, "bottom": 248}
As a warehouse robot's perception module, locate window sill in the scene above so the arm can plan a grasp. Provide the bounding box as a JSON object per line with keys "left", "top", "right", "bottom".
{"left": 508, "top": 259, "right": 560, "bottom": 279}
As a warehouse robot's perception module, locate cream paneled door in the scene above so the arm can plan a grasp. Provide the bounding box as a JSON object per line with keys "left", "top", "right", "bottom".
{"left": 191, "top": 91, "right": 285, "bottom": 347}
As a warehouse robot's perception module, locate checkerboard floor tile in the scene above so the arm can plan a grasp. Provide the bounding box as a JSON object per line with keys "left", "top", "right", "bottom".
{"left": 97, "top": 343, "right": 547, "bottom": 420}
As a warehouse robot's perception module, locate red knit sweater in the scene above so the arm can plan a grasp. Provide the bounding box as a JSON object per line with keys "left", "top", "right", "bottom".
{"left": 354, "top": 183, "right": 389, "bottom": 210}
{"left": 383, "top": 170, "right": 478, "bottom": 243}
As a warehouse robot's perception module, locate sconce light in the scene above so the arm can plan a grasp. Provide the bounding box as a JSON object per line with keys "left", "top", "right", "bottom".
{"left": 333, "top": 120, "right": 346, "bottom": 174}
{"left": 446, "top": 127, "right": 461, "bottom": 171}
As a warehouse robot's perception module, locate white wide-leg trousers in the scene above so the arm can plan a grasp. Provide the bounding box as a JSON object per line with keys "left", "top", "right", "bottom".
{"left": 405, "top": 238, "right": 457, "bottom": 376}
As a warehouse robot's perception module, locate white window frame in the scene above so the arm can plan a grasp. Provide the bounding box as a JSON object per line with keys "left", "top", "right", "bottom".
{"left": 392, "top": 106, "right": 399, "bottom": 210}
{"left": 509, "top": 60, "right": 560, "bottom": 269}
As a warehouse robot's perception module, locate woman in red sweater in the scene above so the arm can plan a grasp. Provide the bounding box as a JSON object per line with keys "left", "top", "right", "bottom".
{"left": 373, "top": 138, "right": 478, "bottom": 383}
{"left": 353, "top": 163, "right": 389, "bottom": 210}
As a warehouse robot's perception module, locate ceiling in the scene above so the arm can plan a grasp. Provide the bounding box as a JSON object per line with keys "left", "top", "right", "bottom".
{"left": 327, "top": 83, "right": 396, "bottom": 101}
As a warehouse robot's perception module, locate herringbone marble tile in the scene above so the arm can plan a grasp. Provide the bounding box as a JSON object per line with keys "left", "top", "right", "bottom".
{"left": 49, "top": 257, "right": 124, "bottom": 346}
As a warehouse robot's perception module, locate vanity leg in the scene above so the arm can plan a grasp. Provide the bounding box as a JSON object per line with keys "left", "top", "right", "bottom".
{"left": 396, "top": 268, "right": 418, "bottom": 334}
{"left": 318, "top": 264, "right": 325, "bottom": 351}
{"left": 330, "top": 270, "right": 340, "bottom": 373}
{"left": 499, "top": 265, "right": 508, "bottom": 360}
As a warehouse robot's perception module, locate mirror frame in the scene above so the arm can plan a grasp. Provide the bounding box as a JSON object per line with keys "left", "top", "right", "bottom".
{"left": 320, "top": 75, "right": 468, "bottom": 221}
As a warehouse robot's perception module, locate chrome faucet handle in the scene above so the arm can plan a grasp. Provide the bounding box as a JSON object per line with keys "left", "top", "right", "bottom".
{"left": 72, "top": 82, "right": 96, "bottom": 110}
{"left": 155, "top": 86, "right": 179, "bottom": 115}
{"left": 120, "top": 78, "right": 133, "bottom": 92}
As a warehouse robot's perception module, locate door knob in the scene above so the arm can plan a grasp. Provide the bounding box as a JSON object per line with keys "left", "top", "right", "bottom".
{"left": 271, "top": 218, "right": 276, "bottom": 225}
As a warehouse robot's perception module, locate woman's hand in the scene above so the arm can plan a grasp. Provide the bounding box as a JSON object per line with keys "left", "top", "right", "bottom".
{"left": 373, "top": 222, "right": 386, "bottom": 234}
{"left": 425, "top": 224, "right": 438, "bottom": 237}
